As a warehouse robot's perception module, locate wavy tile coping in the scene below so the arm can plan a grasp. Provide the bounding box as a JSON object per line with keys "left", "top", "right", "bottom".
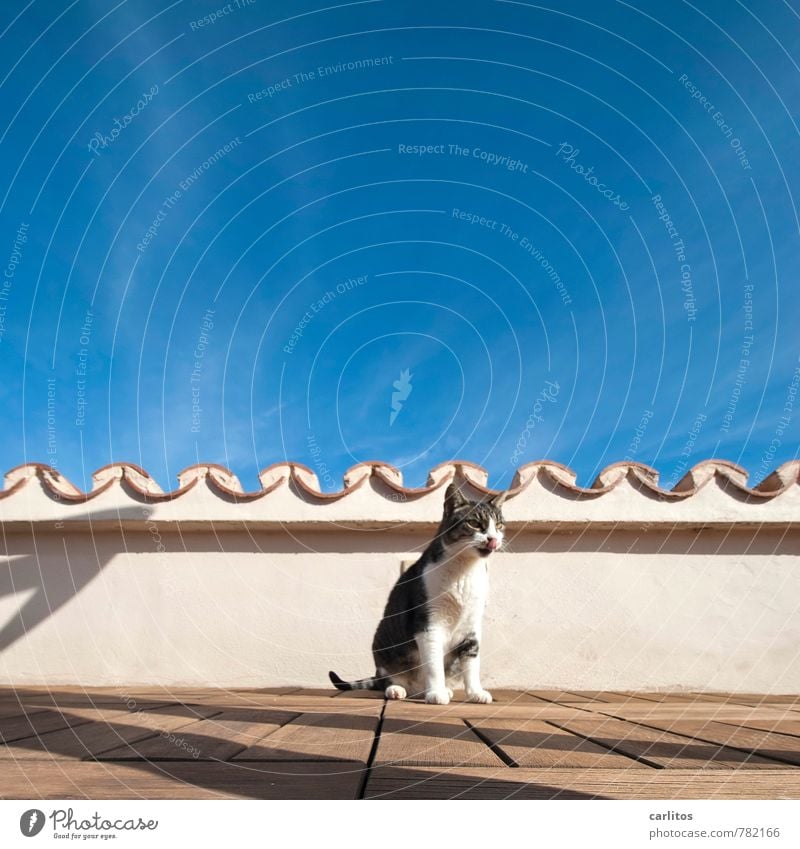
{"left": 3, "top": 458, "right": 800, "bottom": 500}
{"left": 0, "top": 460, "right": 798, "bottom": 530}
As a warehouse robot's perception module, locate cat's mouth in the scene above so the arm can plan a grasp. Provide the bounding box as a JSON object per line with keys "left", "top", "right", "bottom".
{"left": 477, "top": 544, "right": 495, "bottom": 556}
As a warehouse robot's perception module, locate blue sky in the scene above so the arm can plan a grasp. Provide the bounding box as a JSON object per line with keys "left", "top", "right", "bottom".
{"left": 1, "top": 0, "right": 798, "bottom": 491}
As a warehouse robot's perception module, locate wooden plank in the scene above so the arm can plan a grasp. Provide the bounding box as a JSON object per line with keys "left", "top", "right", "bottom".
{"left": 0, "top": 704, "right": 42, "bottom": 720}
{"left": 243, "top": 688, "right": 302, "bottom": 695}
{"left": 157, "top": 695, "right": 383, "bottom": 723}
{"left": 0, "top": 705, "right": 223, "bottom": 761}
{"left": 555, "top": 718, "right": 783, "bottom": 769}
{"left": 631, "top": 693, "right": 726, "bottom": 702}
{"left": 644, "top": 693, "right": 745, "bottom": 704}
{"left": 0, "top": 686, "right": 129, "bottom": 694}
{"left": 531, "top": 690, "right": 595, "bottom": 703}
{"left": 9, "top": 687, "right": 353, "bottom": 711}
{"left": 234, "top": 711, "right": 378, "bottom": 763}
{"left": 596, "top": 706, "right": 792, "bottom": 723}
{"left": 688, "top": 693, "right": 800, "bottom": 706}
{"left": 13, "top": 689, "right": 247, "bottom": 708}
{"left": 365, "top": 766, "right": 800, "bottom": 799}
{"left": 468, "top": 718, "right": 649, "bottom": 769}
{"left": 598, "top": 701, "right": 781, "bottom": 714}
{"left": 188, "top": 695, "right": 384, "bottom": 713}
{"left": 593, "top": 701, "right": 791, "bottom": 716}
{"left": 331, "top": 689, "right": 384, "bottom": 700}
{"left": 282, "top": 688, "right": 338, "bottom": 698}
{"left": 374, "top": 714, "right": 502, "bottom": 767}
{"left": 607, "top": 692, "right": 695, "bottom": 705}
{"left": 276, "top": 698, "right": 384, "bottom": 713}
{"left": 97, "top": 709, "right": 298, "bottom": 761}
{"left": 0, "top": 687, "right": 199, "bottom": 703}
{"left": 730, "top": 698, "right": 800, "bottom": 709}
{"left": 121, "top": 687, "right": 301, "bottom": 698}
{"left": 608, "top": 692, "right": 666, "bottom": 703}
{"left": 608, "top": 694, "right": 783, "bottom": 706}
{"left": 13, "top": 693, "right": 191, "bottom": 709}
{"left": 382, "top": 700, "right": 590, "bottom": 722}
{"left": 0, "top": 686, "right": 104, "bottom": 698}
{"left": 0, "top": 760, "right": 362, "bottom": 800}
{"left": 570, "top": 691, "right": 661, "bottom": 705}
{"left": 649, "top": 720, "right": 800, "bottom": 767}
{"left": 0, "top": 707, "right": 111, "bottom": 744}
{"left": 684, "top": 693, "right": 752, "bottom": 703}
{"left": 717, "top": 717, "right": 800, "bottom": 739}
{"left": 489, "top": 690, "right": 550, "bottom": 704}
{"left": 567, "top": 691, "right": 619, "bottom": 702}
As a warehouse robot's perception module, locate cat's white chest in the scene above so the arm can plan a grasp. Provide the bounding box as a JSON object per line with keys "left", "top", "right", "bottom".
{"left": 450, "top": 565, "right": 486, "bottom": 606}
{"left": 423, "top": 554, "right": 488, "bottom": 637}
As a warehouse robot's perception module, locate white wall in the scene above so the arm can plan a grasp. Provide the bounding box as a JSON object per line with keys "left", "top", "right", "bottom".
{"left": 2, "top": 526, "right": 798, "bottom": 691}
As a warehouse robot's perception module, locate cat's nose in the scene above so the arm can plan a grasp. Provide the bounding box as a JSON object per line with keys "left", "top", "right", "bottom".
{"left": 485, "top": 537, "right": 499, "bottom": 550}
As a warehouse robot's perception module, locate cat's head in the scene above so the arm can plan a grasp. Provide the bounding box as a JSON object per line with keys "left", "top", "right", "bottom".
{"left": 439, "top": 483, "right": 507, "bottom": 558}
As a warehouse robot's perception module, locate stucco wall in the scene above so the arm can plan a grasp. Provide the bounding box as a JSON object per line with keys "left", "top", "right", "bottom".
{"left": 2, "top": 523, "right": 798, "bottom": 691}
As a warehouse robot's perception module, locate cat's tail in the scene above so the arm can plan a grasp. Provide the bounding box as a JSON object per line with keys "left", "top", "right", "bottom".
{"left": 328, "top": 670, "right": 385, "bottom": 691}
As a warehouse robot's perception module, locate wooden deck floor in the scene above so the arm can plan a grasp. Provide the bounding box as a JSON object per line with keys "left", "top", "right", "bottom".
{"left": 2, "top": 687, "right": 800, "bottom": 799}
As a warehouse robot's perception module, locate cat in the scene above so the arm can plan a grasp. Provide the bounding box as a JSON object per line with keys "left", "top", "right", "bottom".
{"left": 329, "top": 482, "right": 506, "bottom": 704}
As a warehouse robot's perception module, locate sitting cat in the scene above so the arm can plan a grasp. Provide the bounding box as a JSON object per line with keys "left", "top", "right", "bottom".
{"left": 329, "top": 482, "right": 506, "bottom": 704}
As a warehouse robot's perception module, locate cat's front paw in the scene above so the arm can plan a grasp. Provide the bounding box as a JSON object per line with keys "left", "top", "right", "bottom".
{"left": 385, "top": 684, "right": 407, "bottom": 700}
{"left": 425, "top": 688, "right": 451, "bottom": 705}
{"left": 466, "top": 689, "right": 493, "bottom": 704}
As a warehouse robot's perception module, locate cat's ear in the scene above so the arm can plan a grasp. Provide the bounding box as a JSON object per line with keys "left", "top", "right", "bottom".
{"left": 489, "top": 490, "right": 507, "bottom": 509}
{"left": 444, "top": 482, "right": 470, "bottom": 513}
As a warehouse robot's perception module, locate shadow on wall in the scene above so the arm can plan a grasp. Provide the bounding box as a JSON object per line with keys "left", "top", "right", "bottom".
{"left": 2, "top": 514, "right": 799, "bottom": 656}
{"left": 0, "top": 507, "right": 148, "bottom": 652}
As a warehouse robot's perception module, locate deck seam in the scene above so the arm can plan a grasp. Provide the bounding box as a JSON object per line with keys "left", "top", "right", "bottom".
{"left": 0, "top": 715, "right": 97, "bottom": 745}
{"left": 714, "top": 718, "right": 800, "bottom": 740}
{"left": 356, "top": 701, "right": 386, "bottom": 800}
{"left": 83, "top": 709, "right": 229, "bottom": 760}
{"left": 599, "top": 715, "right": 800, "bottom": 769}
{"left": 543, "top": 719, "right": 663, "bottom": 769}
{"left": 523, "top": 693, "right": 600, "bottom": 715}
{"left": 463, "top": 719, "right": 518, "bottom": 767}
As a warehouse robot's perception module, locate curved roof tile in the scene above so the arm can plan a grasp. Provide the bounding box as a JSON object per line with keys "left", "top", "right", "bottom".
{"left": 2, "top": 459, "right": 798, "bottom": 503}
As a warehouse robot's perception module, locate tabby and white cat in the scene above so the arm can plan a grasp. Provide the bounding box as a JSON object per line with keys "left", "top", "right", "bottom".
{"left": 329, "top": 483, "right": 506, "bottom": 704}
